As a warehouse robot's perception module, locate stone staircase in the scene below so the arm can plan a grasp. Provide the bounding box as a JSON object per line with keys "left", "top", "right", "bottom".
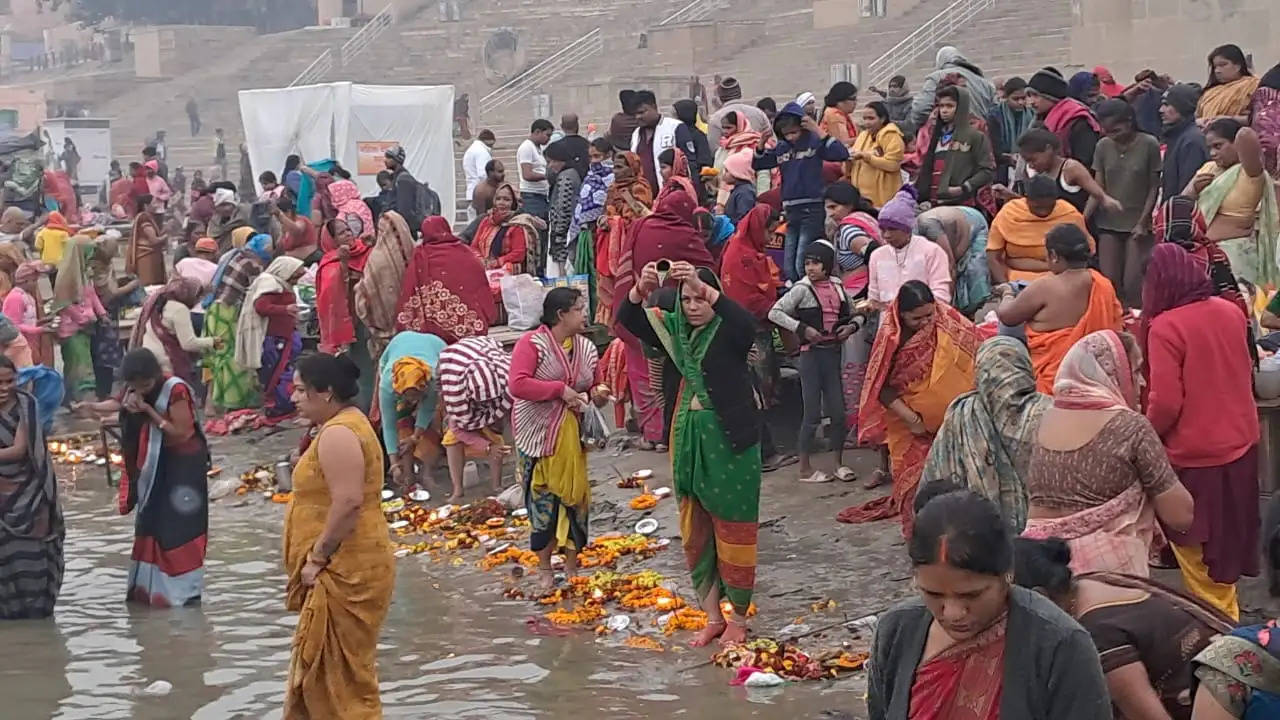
{"left": 98, "top": 25, "right": 359, "bottom": 188}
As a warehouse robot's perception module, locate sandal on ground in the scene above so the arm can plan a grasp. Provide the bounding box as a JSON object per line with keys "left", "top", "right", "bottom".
{"left": 862, "top": 470, "right": 890, "bottom": 490}
{"left": 834, "top": 466, "right": 857, "bottom": 482}
{"left": 653, "top": 443, "right": 668, "bottom": 453}
{"left": 799, "top": 470, "right": 833, "bottom": 484}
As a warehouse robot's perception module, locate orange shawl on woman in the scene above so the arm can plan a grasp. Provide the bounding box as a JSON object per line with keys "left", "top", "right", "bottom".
{"left": 1197, "top": 75, "right": 1260, "bottom": 119}
{"left": 839, "top": 300, "right": 979, "bottom": 535}
{"left": 128, "top": 212, "right": 167, "bottom": 286}
{"left": 596, "top": 153, "right": 652, "bottom": 325}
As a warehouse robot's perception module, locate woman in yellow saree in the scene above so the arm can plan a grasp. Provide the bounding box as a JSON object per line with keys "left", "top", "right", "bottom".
{"left": 837, "top": 280, "right": 979, "bottom": 536}
{"left": 1196, "top": 44, "right": 1259, "bottom": 124}
{"left": 283, "top": 353, "right": 394, "bottom": 719}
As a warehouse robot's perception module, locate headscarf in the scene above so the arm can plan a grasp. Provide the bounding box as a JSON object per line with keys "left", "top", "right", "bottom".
{"left": 878, "top": 186, "right": 918, "bottom": 231}
{"left": 14, "top": 261, "right": 44, "bottom": 284}
{"left": 43, "top": 211, "right": 71, "bottom": 233}
{"left": 395, "top": 215, "right": 495, "bottom": 343}
{"left": 327, "top": 178, "right": 374, "bottom": 239}
{"left": 128, "top": 277, "right": 205, "bottom": 382}
{"left": 52, "top": 236, "right": 95, "bottom": 307}
{"left": 658, "top": 147, "right": 699, "bottom": 206}
{"left": 605, "top": 153, "right": 653, "bottom": 218}
{"left": 718, "top": 107, "right": 764, "bottom": 152}
{"left": 354, "top": 211, "right": 415, "bottom": 355}
{"left": 230, "top": 225, "right": 255, "bottom": 249}
{"left": 794, "top": 92, "right": 816, "bottom": 112}
{"left": 195, "top": 236, "right": 218, "bottom": 253}
{"left": 236, "top": 256, "right": 305, "bottom": 370}
{"left": 1068, "top": 71, "right": 1098, "bottom": 103}
{"left": 316, "top": 218, "right": 373, "bottom": 353}
{"left": 212, "top": 188, "right": 237, "bottom": 207}
{"left": 613, "top": 190, "right": 714, "bottom": 320}
{"left": 920, "top": 336, "right": 1049, "bottom": 531}
{"left": 1143, "top": 244, "right": 1212, "bottom": 323}
{"left": 244, "top": 233, "right": 273, "bottom": 264}
{"left": 719, "top": 205, "right": 777, "bottom": 319}
{"left": 1052, "top": 329, "right": 1136, "bottom": 411}
{"left": 723, "top": 150, "right": 755, "bottom": 182}
{"left": 0, "top": 207, "right": 27, "bottom": 234}
{"left": 1153, "top": 195, "right": 1248, "bottom": 318}
{"left": 1094, "top": 66, "right": 1124, "bottom": 98}
{"left": 392, "top": 356, "right": 432, "bottom": 394}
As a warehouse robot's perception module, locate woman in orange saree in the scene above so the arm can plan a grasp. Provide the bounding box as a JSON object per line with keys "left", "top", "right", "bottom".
{"left": 595, "top": 152, "right": 652, "bottom": 326}
{"left": 472, "top": 183, "right": 545, "bottom": 274}
{"left": 128, "top": 210, "right": 167, "bottom": 286}
{"left": 838, "top": 280, "right": 979, "bottom": 536}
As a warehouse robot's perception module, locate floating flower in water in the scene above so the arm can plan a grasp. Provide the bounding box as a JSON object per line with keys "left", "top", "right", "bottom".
{"left": 622, "top": 635, "right": 665, "bottom": 652}
{"left": 545, "top": 603, "right": 607, "bottom": 626}
{"left": 713, "top": 638, "right": 869, "bottom": 681}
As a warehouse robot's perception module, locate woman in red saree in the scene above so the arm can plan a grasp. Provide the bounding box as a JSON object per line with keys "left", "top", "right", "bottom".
{"left": 657, "top": 147, "right": 700, "bottom": 206}
{"left": 316, "top": 218, "right": 372, "bottom": 354}
{"left": 396, "top": 216, "right": 495, "bottom": 343}
{"left": 472, "top": 183, "right": 544, "bottom": 273}
{"left": 595, "top": 152, "right": 652, "bottom": 326}
{"left": 613, "top": 190, "right": 714, "bottom": 450}
{"left": 868, "top": 489, "right": 1111, "bottom": 720}
{"left": 838, "top": 280, "right": 979, "bottom": 536}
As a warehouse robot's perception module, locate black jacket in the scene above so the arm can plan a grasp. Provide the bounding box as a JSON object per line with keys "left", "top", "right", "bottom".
{"left": 619, "top": 292, "right": 761, "bottom": 454}
{"left": 1162, "top": 120, "right": 1209, "bottom": 201}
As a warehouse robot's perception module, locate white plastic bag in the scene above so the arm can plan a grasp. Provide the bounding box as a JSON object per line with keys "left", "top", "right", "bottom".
{"left": 500, "top": 273, "right": 547, "bottom": 330}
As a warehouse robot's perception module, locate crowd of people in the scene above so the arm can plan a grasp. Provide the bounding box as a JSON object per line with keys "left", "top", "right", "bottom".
{"left": 1, "top": 40, "right": 1279, "bottom": 719}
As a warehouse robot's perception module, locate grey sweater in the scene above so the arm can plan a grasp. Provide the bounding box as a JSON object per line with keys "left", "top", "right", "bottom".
{"left": 867, "top": 586, "right": 1113, "bottom": 720}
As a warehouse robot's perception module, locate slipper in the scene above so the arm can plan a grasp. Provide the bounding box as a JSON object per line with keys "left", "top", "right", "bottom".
{"left": 772, "top": 453, "right": 799, "bottom": 469}
{"left": 798, "top": 470, "right": 832, "bottom": 484}
{"left": 834, "top": 466, "right": 857, "bottom": 482}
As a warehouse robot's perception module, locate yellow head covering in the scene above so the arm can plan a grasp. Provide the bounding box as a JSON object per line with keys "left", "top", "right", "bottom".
{"left": 391, "top": 356, "right": 432, "bottom": 394}
{"left": 231, "top": 226, "right": 255, "bottom": 249}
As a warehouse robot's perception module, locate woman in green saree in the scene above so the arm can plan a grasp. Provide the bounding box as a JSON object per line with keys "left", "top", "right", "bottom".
{"left": 619, "top": 259, "right": 762, "bottom": 647}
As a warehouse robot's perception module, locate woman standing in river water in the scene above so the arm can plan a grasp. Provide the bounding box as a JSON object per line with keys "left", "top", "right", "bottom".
{"left": 619, "top": 261, "right": 762, "bottom": 647}
{"left": 284, "top": 352, "right": 393, "bottom": 719}
{"left": 76, "top": 348, "right": 210, "bottom": 607}
{"left": 0, "top": 354, "right": 63, "bottom": 619}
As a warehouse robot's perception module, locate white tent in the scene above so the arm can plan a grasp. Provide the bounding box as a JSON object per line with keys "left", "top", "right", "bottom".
{"left": 238, "top": 81, "right": 455, "bottom": 216}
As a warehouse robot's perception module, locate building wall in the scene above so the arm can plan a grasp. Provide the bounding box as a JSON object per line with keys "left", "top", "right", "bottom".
{"left": 1070, "top": 0, "right": 1278, "bottom": 83}
{"left": 646, "top": 21, "right": 765, "bottom": 73}
{"left": 133, "top": 26, "right": 256, "bottom": 79}
{"left": 0, "top": 87, "right": 47, "bottom": 132}
{"left": 813, "top": 0, "right": 928, "bottom": 30}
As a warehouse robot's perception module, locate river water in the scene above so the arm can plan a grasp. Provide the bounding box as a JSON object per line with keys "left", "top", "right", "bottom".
{"left": 3, "top": 432, "right": 870, "bottom": 720}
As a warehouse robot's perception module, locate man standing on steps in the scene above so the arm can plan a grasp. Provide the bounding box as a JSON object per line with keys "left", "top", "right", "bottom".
{"left": 517, "top": 119, "right": 553, "bottom": 224}
{"left": 213, "top": 128, "right": 228, "bottom": 181}
{"left": 384, "top": 143, "right": 439, "bottom": 237}
{"left": 630, "top": 89, "right": 697, "bottom": 194}
{"left": 186, "top": 97, "right": 201, "bottom": 136}
{"left": 546, "top": 113, "right": 589, "bottom": 178}
{"left": 462, "top": 129, "right": 495, "bottom": 222}
{"left": 454, "top": 93, "right": 472, "bottom": 142}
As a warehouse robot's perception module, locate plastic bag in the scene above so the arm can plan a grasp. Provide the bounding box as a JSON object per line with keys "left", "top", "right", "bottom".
{"left": 579, "top": 403, "right": 609, "bottom": 450}
{"left": 500, "top": 273, "right": 546, "bottom": 330}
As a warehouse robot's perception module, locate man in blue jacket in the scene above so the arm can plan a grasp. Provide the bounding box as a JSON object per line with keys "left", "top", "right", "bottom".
{"left": 753, "top": 102, "right": 850, "bottom": 282}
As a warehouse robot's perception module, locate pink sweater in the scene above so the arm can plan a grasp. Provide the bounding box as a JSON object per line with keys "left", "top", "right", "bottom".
{"left": 866, "top": 235, "right": 952, "bottom": 304}
{"left": 1145, "top": 297, "right": 1258, "bottom": 468}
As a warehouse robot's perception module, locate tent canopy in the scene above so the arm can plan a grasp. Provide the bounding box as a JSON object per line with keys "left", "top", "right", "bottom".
{"left": 238, "top": 81, "right": 455, "bottom": 220}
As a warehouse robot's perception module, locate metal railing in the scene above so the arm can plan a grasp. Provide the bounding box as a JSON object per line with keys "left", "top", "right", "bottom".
{"left": 658, "top": 0, "right": 719, "bottom": 25}
{"left": 865, "top": 0, "right": 998, "bottom": 89}
{"left": 290, "top": 48, "right": 334, "bottom": 87}
{"left": 479, "top": 28, "right": 604, "bottom": 114}
{"left": 340, "top": 4, "right": 394, "bottom": 66}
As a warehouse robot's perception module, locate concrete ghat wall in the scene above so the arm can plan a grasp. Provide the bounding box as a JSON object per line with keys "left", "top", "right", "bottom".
{"left": 1070, "top": 0, "right": 1278, "bottom": 83}
{"left": 133, "top": 26, "right": 256, "bottom": 79}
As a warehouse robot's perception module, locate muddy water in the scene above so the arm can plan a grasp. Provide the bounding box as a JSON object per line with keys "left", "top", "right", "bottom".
{"left": 3, "top": 433, "right": 869, "bottom": 720}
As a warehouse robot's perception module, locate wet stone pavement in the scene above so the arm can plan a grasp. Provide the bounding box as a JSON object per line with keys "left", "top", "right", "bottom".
{"left": 7, "top": 412, "right": 1279, "bottom": 719}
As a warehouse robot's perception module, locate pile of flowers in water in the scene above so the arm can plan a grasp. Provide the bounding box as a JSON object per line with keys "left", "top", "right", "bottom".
{"left": 384, "top": 496, "right": 531, "bottom": 561}
{"left": 712, "top": 637, "right": 869, "bottom": 681}
{"left": 47, "top": 435, "right": 123, "bottom": 468}
{"left": 236, "top": 465, "right": 291, "bottom": 503}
